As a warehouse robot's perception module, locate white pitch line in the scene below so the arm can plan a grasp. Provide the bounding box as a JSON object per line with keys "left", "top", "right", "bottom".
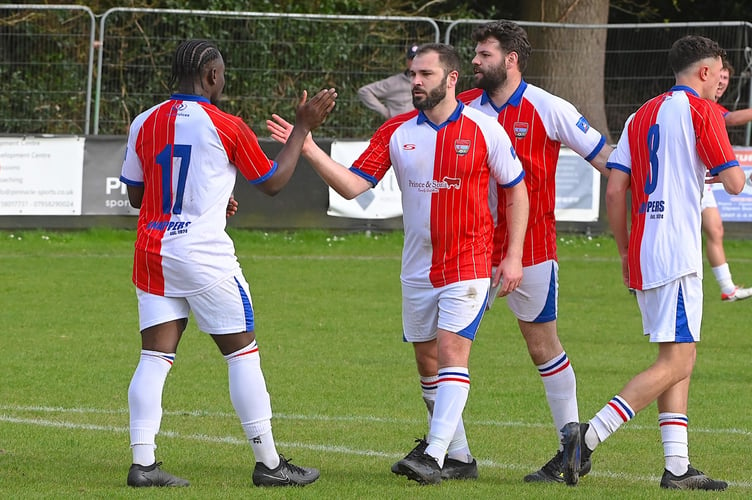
{"left": 0, "top": 405, "right": 752, "bottom": 488}
{"left": 1, "top": 413, "right": 751, "bottom": 489}
{"left": 1, "top": 404, "right": 751, "bottom": 437}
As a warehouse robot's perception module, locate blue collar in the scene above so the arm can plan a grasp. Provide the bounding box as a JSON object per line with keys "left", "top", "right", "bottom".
{"left": 170, "top": 93, "right": 211, "bottom": 103}
{"left": 480, "top": 80, "right": 527, "bottom": 112}
{"left": 416, "top": 101, "right": 464, "bottom": 129}
{"left": 669, "top": 85, "right": 699, "bottom": 97}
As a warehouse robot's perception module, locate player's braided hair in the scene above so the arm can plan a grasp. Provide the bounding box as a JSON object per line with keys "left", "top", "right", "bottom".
{"left": 169, "top": 39, "right": 222, "bottom": 88}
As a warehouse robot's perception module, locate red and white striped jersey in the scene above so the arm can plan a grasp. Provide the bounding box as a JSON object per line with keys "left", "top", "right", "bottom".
{"left": 120, "top": 94, "right": 275, "bottom": 296}
{"left": 607, "top": 86, "right": 739, "bottom": 290}
{"left": 352, "top": 102, "right": 524, "bottom": 288}
{"left": 459, "top": 82, "right": 606, "bottom": 267}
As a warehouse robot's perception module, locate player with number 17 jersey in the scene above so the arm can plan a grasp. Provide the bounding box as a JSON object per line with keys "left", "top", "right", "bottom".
{"left": 606, "top": 86, "right": 739, "bottom": 290}
{"left": 120, "top": 94, "right": 276, "bottom": 297}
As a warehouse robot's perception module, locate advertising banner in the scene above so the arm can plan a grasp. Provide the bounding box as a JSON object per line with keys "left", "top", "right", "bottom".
{"left": 714, "top": 146, "right": 752, "bottom": 222}
{"left": 81, "top": 136, "right": 137, "bottom": 215}
{"left": 328, "top": 140, "right": 403, "bottom": 219}
{"left": 0, "top": 136, "right": 84, "bottom": 215}
{"left": 553, "top": 148, "right": 601, "bottom": 222}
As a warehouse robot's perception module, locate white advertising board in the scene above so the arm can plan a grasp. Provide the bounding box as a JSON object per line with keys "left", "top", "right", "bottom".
{"left": 0, "top": 136, "right": 85, "bottom": 215}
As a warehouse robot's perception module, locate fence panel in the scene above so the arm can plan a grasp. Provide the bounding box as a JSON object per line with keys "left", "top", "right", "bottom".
{"left": 94, "top": 8, "right": 440, "bottom": 137}
{"left": 2, "top": 7, "right": 751, "bottom": 145}
{"left": 0, "top": 4, "right": 95, "bottom": 135}
{"left": 446, "top": 20, "right": 752, "bottom": 145}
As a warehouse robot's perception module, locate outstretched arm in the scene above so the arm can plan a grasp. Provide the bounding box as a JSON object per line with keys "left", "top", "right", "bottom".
{"left": 724, "top": 108, "right": 752, "bottom": 127}
{"left": 266, "top": 114, "right": 371, "bottom": 199}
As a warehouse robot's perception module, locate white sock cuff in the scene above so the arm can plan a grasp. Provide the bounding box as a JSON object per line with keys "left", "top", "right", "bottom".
{"left": 711, "top": 263, "right": 731, "bottom": 281}
{"left": 242, "top": 418, "right": 272, "bottom": 439}
{"left": 224, "top": 340, "right": 259, "bottom": 362}
{"left": 140, "top": 350, "right": 176, "bottom": 366}
{"left": 437, "top": 367, "right": 470, "bottom": 388}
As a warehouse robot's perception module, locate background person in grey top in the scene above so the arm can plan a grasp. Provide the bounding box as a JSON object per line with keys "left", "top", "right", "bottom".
{"left": 357, "top": 44, "right": 418, "bottom": 118}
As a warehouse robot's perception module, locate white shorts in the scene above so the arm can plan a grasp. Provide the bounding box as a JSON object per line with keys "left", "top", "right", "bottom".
{"left": 136, "top": 273, "right": 254, "bottom": 335}
{"left": 402, "top": 278, "right": 489, "bottom": 342}
{"left": 491, "top": 260, "right": 558, "bottom": 322}
{"left": 701, "top": 184, "right": 716, "bottom": 210}
{"left": 635, "top": 274, "right": 702, "bottom": 343}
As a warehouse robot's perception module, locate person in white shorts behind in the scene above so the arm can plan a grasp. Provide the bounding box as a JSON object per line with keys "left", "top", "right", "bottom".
{"left": 703, "top": 59, "right": 752, "bottom": 302}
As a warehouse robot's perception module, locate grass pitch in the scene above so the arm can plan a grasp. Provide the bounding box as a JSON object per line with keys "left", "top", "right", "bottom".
{"left": 1, "top": 228, "right": 751, "bottom": 499}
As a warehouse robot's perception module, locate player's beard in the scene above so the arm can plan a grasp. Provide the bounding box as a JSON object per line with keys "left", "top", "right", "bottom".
{"left": 412, "top": 82, "right": 447, "bottom": 111}
{"left": 475, "top": 64, "right": 507, "bottom": 93}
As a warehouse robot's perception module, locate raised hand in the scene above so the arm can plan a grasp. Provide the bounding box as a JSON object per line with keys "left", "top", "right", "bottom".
{"left": 295, "top": 88, "right": 337, "bottom": 132}
{"left": 266, "top": 113, "right": 294, "bottom": 145}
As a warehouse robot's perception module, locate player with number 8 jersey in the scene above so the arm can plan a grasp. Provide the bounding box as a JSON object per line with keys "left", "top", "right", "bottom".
{"left": 607, "top": 81, "right": 739, "bottom": 290}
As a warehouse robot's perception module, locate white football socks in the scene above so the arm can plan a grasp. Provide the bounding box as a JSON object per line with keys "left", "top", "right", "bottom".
{"left": 224, "top": 341, "right": 279, "bottom": 469}
{"left": 129, "top": 350, "right": 174, "bottom": 466}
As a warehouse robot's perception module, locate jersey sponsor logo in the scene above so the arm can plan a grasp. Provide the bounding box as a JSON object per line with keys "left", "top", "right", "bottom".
{"left": 146, "top": 220, "right": 192, "bottom": 235}
{"left": 442, "top": 176, "right": 461, "bottom": 189}
{"left": 513, "top": 121, "right": 529, "bottom": 138}
{"left": 168, "top": 102, "right": 189, "bottom": 117}
{"left": 638, "top": 200, "right": 665, "bottom": 219}
{"left": 403, "top": 143, "right": 416, "bottom": 150}
{"left": 407, "top": 177, "right": 462, "bottom": 192}
{"left": 454, "top": 139, "right": 471, "bottom": 156}
{"left": 576, "top": 116, "right": 590, "bottom": 133}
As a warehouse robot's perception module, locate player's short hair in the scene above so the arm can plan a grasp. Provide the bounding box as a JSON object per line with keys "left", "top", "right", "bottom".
{"left": 169, "top": 39, "right": 222, "bottom": 88}
{"left": 471, "top": 20, "right": 532, "bottom": 73}
{"left": 669, "top": 35, "right": 726, "bottom": 75}
{"left": 414, "top": 43, "right": 461, "bottom": 76}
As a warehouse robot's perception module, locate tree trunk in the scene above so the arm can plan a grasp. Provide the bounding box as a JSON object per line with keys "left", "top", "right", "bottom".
{"left": 521, "top": 0, "right": 612, "bottom": 143}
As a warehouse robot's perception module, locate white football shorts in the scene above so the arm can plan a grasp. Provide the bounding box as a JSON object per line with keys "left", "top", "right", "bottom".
{"left": 700, "top": 184, "right": 716, "bottom": 211}
{"left": 635, "top": 273, "right": 702, "bottom": 343}
{"left": 136, "top": 273, "right": 254, "bottom": 334}
{"left": 402, "top": 278, "right": 489, "bottom": 342}
{"left": 491, "top": 260, "right": 558, "bottom": 323}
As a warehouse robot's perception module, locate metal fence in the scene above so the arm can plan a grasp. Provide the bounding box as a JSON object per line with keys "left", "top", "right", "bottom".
{"left": 94, "top": 8, "right": 440, "bottom": 138}
{"left": 2, "top": 5, "right": 751, "bottom": 144}
{"left": 447, "top": 20, "right": 752, "bottom": 145}
{"left": 0, "top": 4, "right": 95, "bottom": 134}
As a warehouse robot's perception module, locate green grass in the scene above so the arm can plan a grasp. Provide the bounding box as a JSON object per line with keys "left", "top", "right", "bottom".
{"left": 1, "top": 228, "right": 751, "bottom": 499}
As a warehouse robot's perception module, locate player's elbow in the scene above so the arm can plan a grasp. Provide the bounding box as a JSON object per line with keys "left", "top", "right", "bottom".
{"left": 605, "top": 184, "right": 626, "bottom": 205}
{"left": 357, "top": 87, "right": 370, "bottom": 100}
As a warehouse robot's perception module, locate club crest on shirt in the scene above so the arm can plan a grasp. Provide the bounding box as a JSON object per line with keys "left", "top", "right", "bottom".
{"left": 454, "top": 139, "right": 471, "bottom": 156}
{"left": 576, "top": 116, "right": 590, "bottom": 133}
{"left": 513, "top": 121, "right": 529, "bottom": 138}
